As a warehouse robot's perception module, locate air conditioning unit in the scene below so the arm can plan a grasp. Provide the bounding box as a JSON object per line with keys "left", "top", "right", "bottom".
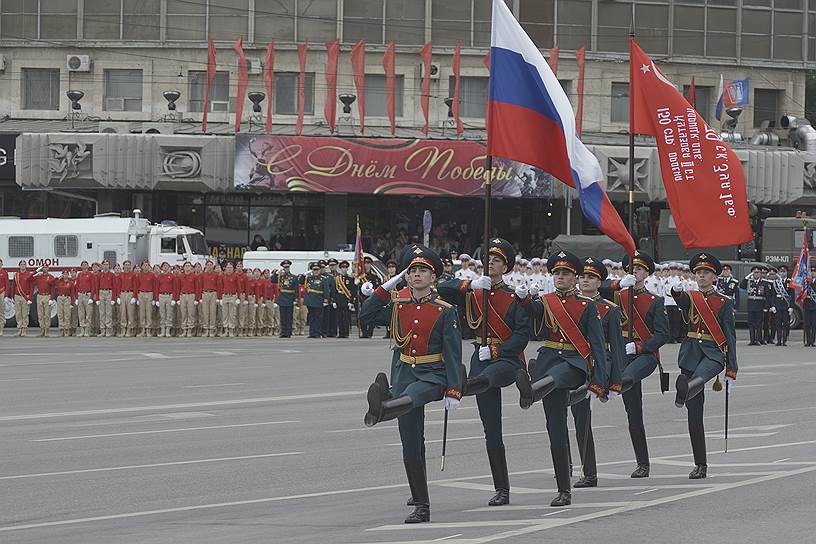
{"left": 142, "top": 122, "right": 176, "bottom": 135}
{"left": 66, "top": 54, "right": 92, "bottom": 72}
{"left": 419, "top": 62, "right": 440, "bottom": 80}
{"left": 0, "top": 54, "right": 6, "bottom": 72}
{"left": 99, "top": 122, "right": 132, "bottom": 134}
{"left": 210, "top": 101, "right": 229, "bottom": 112}
{"left": 247, "top": 57, "right": 262, "bottom": 75}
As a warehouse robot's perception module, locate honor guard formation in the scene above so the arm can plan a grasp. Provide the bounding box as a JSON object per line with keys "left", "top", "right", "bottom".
{"left": 356, "top": 241, "right": 760, "bottom": 524}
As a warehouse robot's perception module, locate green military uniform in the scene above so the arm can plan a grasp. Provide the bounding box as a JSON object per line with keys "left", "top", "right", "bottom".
{"left": 360, "top": 257, "right": 381, "bottom": 338}
{"left": 274, "top": 260, "right": 298, "bottom": 338}
{"left": 304, "top": 263, "right": 329, "bottom": 338}
{"left": 332, "top": 261, "right": 357, "bottom": 338}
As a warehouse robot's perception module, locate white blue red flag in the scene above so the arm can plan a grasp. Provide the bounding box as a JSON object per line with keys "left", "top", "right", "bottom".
{"left": 715, "top": 76, "right": 750, "bottom": 121}
{"left": 486, "top": 0, "right": 635, "bottom": 255}
{"left": 790, "top": 228, "right": 812, "bottom": 304}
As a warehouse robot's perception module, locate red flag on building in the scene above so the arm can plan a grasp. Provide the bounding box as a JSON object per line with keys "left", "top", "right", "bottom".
{"left": 484, "top": 51, "right": 490, "bottom": 70}
{"left": 233, "top": 36, "right": 248, "bottom": 133}
{"left": 629, "top": 38, "right": 752, "bottom": 248}
{"left": 296, "top": 42, "right": 307, "bottom": 136}
{"left": 351, "top": 39, "right": 366, "bottom": 134}
{"left": 264, "top": 41, "right": 275, "bottom": 133}
{"left": 382, "top": 41, "right": 396, "bottom": 135}
{"left": 452, "top": 42, "right": 463, "bottom": 135}
{"left": 548, "top": 45, "right": 559, "bottom": 76}
{"left": 202, "top": 34, "right": 216, "bottom": 132}
{"left": 687, "top": 76, "right": 696, "bottom": 109}
{"left": 420, "top": 41, "right": 432, "bottom": 135}
{"left": 575, "top": 47, "right": 586, "bottom": 136}
{"left": 324, "top": 39, "right": 340, "bottom": 133}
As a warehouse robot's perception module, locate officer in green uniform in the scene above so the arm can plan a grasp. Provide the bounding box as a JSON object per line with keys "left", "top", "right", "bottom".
{"left": 274, "top": 260, "right": 298, "bottom": 338}
{"left": 333, "top": 261, "right": 357, "bottom": 338}
{"left": 515, "top": 251, "right": 608, "bottom": 506}
{"left": 359, "top": 256, "right": 381, "bottom": 338}
{"left": 602, "top": 250, "right": 669, "bottom": 479}
{"left": 569, "top": 257, "right": 626, "bottom": 488}
{"left": 439, "top": 259, "right": 455, "bottom": 282}
{"left": 304, "top": 262, "right": 329, "bottom": 338}
{"left": 671, "top": 253, "right": 737, "bottom": 479}
{"left": 360, "top": 245, "right": 463, "bottom": 524}
{"left": 437, "top": 238, "right": 529, "bottom": 506}
{"left": 324, "top": 258, "right": 339, "bottom": 337}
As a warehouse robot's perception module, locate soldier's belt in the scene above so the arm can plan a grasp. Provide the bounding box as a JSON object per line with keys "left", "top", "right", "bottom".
{"left": 622, "top": 330, "right": 641, "bottom": 339}
{"left": 748, "top": 296, "right": 765, "bottom": 300}
{"left": 475, "top": 336, "right": 503, "bottom": 345}
{"left": 688, "top": 331, "right": 716, "bottom": 342}
{"left": 399, "top": 353, "right": 443, "bottom": 365}
{"left": 307, "top": 289, "right": 322, "bottom": 294}
{"left": 542, "top": 340, "right": 577, "bottom": 351}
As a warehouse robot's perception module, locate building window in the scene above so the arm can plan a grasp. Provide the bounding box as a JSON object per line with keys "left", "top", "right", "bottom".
{"left": 297, "top": 0, "right": 336, "bottom": 41}
{"left": 741, "top": 8, "right": 772, "bottom": 59}
{"left": 432, "top": 3, "right": 471, "bottom": 46}
{"left": 167, "top": 0, "right": 206, "bottom": 40}
{"left": 84, "top": 0, "right": 122, "bottom": 40}
{"left": 255, "top": 0, "right": 295, "bottom": 43}
{"left": 344, "top": 0, "right": 384, "bottom": 43}
{"left": 209, "top": 0, "right": 249, "bottom": 42}
{"left": 206, "top": 205, "right": 249, "bottom": 246}
{"left": 754, "top": 89, "right": 782, "bottom": 127}
{"left": 1, "top": 0, "right": 38, "bottom": 40}
{"left": 473, "top": 0, "right": 492, "bottom": 47}
{"left": 104, "top": 69, "right": 143, "bottom": 112}
{"left": 449, "top": 76, "right": 488, "bottom": 119}
{"left": 22, "top": 68, "right": 60, "bottom": 111}
{"left": 774, "top": 10, "right": 803, "bottom": 61}
{"left": 610, "top": 82, "right": 629, "bottom": 123}
{"left": 673, "top": 6, "right": 704, "bottom": 56}
{"left": 365, "top": 74, "right": 404, "bottom": 117}
{"left": 9, "top": 236, "right": 34, "bottom": 258}
{"left": 54, "top": 235, "right": 79, "bottom": 258}
{"left": 557, "top": 0, "right": 591, "bottom": 51}
{"left": 275, "top": 73, "right": 315, "bottom": 115}
{"left": 597, "top": 2, "right": 632, "bottom": 53}
{"left": 559, "top": 79, "right": 572, "bottom": 98}
{"left": 682, "top": 85, "right": 713, "bottom": 123}
{"left": 386, "top": 0, "right": 425, "bottom": 45}
{"left": 123, "top": 0, "right": 160, "bottom": 41}
{"left": 189, "top": 71, "right": 230, "bottom": 113}
{"left": 706, "top": 7, "right": 737, "bottom": 58}
{"left": 635, "top": 4, "right": 668, "bottom": 55}
{"left": 519, "top": 0, "right": 554, "bottom": 49}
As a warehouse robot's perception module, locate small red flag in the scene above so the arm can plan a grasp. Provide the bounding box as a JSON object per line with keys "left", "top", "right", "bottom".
{"left": 420, "top": 41, "right": 433, "bottom": 135}
{"left": 202, "top": 34, "right": 216, "bottom": 132}
{"left": 233, "top": 36, "right": 248, "bottom": 133}
{"left": 452, "top": 42, "right": 463, "bottom": 135}
{"left": 264, "top": 41, "right": 275, "bottom": 133}
{"left": 687, "top": 76, "right": 696, "bottom": 109}
{"left": 630, "top": 38, "right": 752, "bottom": 248}
{"left": 350, "top": 39, "right": 366, "bottom": 135}
{"left": 575, "top": 47, "right": 586, "bottom": 136}
{"left": 548, "top": 45, "right": 559, "bottom": 76}
{"left": 382, "top": 41, "right": 396, "bottom": 135}
{"left": 324, "top": 39, "right": 340, "bottom": 133}
{"left": 296, "top": 42, "right": 307, "bottom": 136}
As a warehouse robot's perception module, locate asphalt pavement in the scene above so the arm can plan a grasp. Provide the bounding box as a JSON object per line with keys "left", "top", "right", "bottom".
{"left": 1, "top": 329, "right": 815, "bottom": 543}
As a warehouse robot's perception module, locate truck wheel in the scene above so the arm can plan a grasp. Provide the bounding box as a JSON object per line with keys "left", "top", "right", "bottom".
{"left": 4, "top": 299, "right": 16, "bottom": 329}
{"left": 790, "top": 306, "right": 803, "bottom": 330}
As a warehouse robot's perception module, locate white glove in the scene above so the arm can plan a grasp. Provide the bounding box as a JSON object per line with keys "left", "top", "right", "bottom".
{"left": 361, "top": 282, "right": 374, "bottom": 297}
{"left": 587, "top": 389, "right": 598, "bottom": 400}
{"left": 27, "top": 299, "right": 32, "bottom": 305}
{"left": 253, "top": 303, "right": 258, "bottom": 308}
{"left": 130, "top": 297, "right": 136, "bottom": 305}
{"left": 619, "top": 274, "right": 636, "bottom": 288}
{"left": 478, "top": 345, "right": 492, "bottom": 361}
{"left": 4, "top": 297, "right": 11, "bottom": 304}
{"left": 194, "top": 300, "right": 199, "bottom": 306}
{"left": 332, "top": 302, "right": 337, "bottom": 309}
{"left": 724, "top": 375, "right": 735, "bottom": 393}
{"left": 770, "top": 306, "right": 777, "bottom": 314}
{"left": 109, "top": 300, "right": 115, "bottom": 305}
{"left": 382, "top": 268, "right": 407, "bottom": 291}
{"left": 788, "top": 307, "right": 794, "bottom": 316}
{"left": 273, "top": 303, "right": 278, "bottom": 309}
{"left": 243, "top": 300, "right": 249, "bottom": 305}
{"left": 470, "top": 275, "right": 492, "bottom": 290}
{"left": 234, "top": 299, "right": 240, "bottom": 306}
{"left": 48, "top": 299, "right": 55, "bottom": 306}
{"left": 170, "top": 300, "right": 176, "bottom": 306}
{"left": 117, "top": 297, "right": 122, "bottom": 305}
{"left": 671, "top": 283, "right": 684, "bottom": 293}
{"left": 88, "top": 298, "right": 94, "bottom": 305}
{"left": 515, "top": 284, "right": 528, "bottom": 299}
{"left": 154, "top": 301, "right": 160, "bottom": 307}
{"left": 444, "top": 396, "right": 460, "bottom": 412}
{"left": 529, "top": 283, "right": 540, "bottom": 297}
{"left": 95, "top": 300, "right": 100, "bottom": 306}
{"left": 323, "top": 302, "right": 329, "bottom": 307}
{"left": 74, "top": 299, "right": 78, "bottom": 305}
{"left": 607, "top": 390, "right": 620, "bottom": 401}
{"left": 348, "top": 303, "right": 354, "bottom": 311}
{"left": 625, "top": 342, "right": 637, "bottom": 355}
{"left": 218, "top": 299, "right": 223, "bottom": 306}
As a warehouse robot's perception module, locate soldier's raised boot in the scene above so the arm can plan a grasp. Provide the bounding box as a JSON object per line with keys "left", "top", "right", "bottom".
{"left": 567, "top": 384, "right": 589, "bottom": 406}
{"left": 364, "top": 383, "right": 412, "bottom": 427}
{"left": 516, "top": 370, "right": 556, "bottom": 409}
{"left": 674, "top": 374, "right": 706, "bottom": 407}
{"left": 486, "top": 446, "right": 510, "bottom": 506}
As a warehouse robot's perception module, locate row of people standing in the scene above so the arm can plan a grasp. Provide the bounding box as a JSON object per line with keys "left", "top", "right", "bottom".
{"left": 359, "top": 242, "right": 736, "bottom": 524}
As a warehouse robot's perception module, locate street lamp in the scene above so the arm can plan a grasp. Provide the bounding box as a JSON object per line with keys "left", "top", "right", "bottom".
{"left": 163, "top": 90, "right": 181, "bottom": 111}
{"left": 339, "top": 93, "right": 356, "bottom": 114}
{"left": 66, "top": 90, "right": 84, "bottom": 111}
{"left": 248, "top": 91, "right": 266, "bottom": 132}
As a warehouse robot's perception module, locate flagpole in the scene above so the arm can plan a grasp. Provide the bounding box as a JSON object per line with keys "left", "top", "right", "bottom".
{"left": 627, "top": 28, "right": 636, "bottom": 342}
{"left": 481, "top": 157, "right": 493, "bottom": 344}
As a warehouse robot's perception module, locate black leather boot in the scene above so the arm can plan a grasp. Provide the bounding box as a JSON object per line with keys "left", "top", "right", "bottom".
{"left": 365, "top": 386, "right": 413, "bottom": 427}
{"left": 550, "top": 491, "right": 571, "bottom": 507}
{"left": 406, "top": 448, "right": 426, "bottom": 506}
{"left": 486, "top": 447, "right": 510, "bottom": 506}
{"left": 375, "top": 372, "right": 391, "bottom": 398}
{"left": 573, "top": 475, "right": 597, "bottom": 488}
{"left": 567, "top": 384, "right": 589, "bottom": 406}
{"left": 620, "top": 376, "right": 635, "bottom": 394}
{"left": 689, "top": 464, "right": 707, "bottom": 479}
{"left": 631, "top": 464, "right": 650, "bottom": 478}
{"left": 465, "top": 374, "right": 491, "bottom": 397}
{"left": 404, "top": 456, "right": 430, "bottom": 523}
{"left": 675, "top": 374, "right": 688, "bottom": 408}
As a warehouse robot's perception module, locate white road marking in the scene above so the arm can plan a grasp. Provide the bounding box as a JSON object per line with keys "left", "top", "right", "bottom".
{"left": 183, "top": 383, "right": 247, "bottom": 389}
{"left": 437, "top": 481, "right": 721, "bottom": 494}
{"left": 31, "top": 420, "right": 298, "bottom": 442}
{"left": 432, "top": 535, "right": 463, "bottom": 542}
{"left": 0, "top": 452, "right": 302, "bottom": 481}
{"left": 386, "top": 427, "right": 614, "bottom": 446}
{"left": 0, "top": 390, "right": 365, "bottom": 422}
{"left": 633, "top": 488, "right": 659, "bottom": 496}
{"left": 142, "top": 353, "right": 170, "bottom": 359}
{"left": 0, "top": 378, "right": 37, "bottom": 382}
{"left": 329, "top": 418, "right": 494, "bottom": 433}
{"left": 466, "top": 502, "right": 646, "bottom": 512}
{"left": 697, "top": 405, "right": 816, "bottom": 421}
{"left": 370, "top": 512, "right": 568, "bottom": 531}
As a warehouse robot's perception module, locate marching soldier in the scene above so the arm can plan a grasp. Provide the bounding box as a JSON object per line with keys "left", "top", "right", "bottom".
{"left": 359, "top": 256, "right": 381, "bottom": 338}
{"left": 333, "top": 261, "right": 357, "bottom": 338}
{"left": 603, "top": 250, "right": 669, "bottom": 479}
{"left": 75, "top": 261, "right": 97, "bottom": 337}
{"left": 274, "top": 260, "right": 297, "bottom": 338}
{"left": 0, "top": 258, "right": 8, "bottom": 337}
{"left": 69, "top": 269, "right": 79, "bottom": 336}
{"left": 775, "top": 265, "right": 795, "bottom": 346}
{"left": 760, "top": 266, "right": 775, "bottom": 344}
{"left": 265, "top": 269, "right": 281, "bottom": 336}
{"left": 437, "top": 238, "right": 529, "bottom": 506}
{"left": 571, "top": 257, "right": 626, "bottom": 488}
{"left": 32, "top": 265, "right": 56, "bottom": 337}
{"left": 55, "top": 270, "right": 76, "bottom": 336}
{"left": 324, "top": 259, "right": 340, "bottom": 337}
{"left": 741, "top": 266, "right": 769, "bottom": 345}
{"left": 515, "top": 251, "right": 607, "bottom": 506}
{"left": 304, "top": 262, "right": 329, "bottom": 339}
{"left": 671, "top": 253, "right": 737, "bottom": 479}
{"left": 156, "top": 262, "right": 179, "bottom": 338}
{"left": 360, "top": 244, "right": 463, "bottom": 524}
{"left": 804, "top": 268, "right": 816, "bottom": 347}
{"left": 117, "top": 260, "right": 138, "bottom": 337}
{"left": 96, "top": 260, "right": 118, "bottom": 337}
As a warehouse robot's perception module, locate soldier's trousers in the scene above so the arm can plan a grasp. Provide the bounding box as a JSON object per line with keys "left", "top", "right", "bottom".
{"left": 98, "top": 289, "right": 113, "bottom": 332}
{"left": 540, "top": 366, "right": 585, "bottom": 493}
{"left": 36, "top": 294, "right": 51, "bottom": 330}
{"left": 201, "top": 291, "right": 217, "bottom": 332}
{"left": 747, "top": 310, "right": 763, "bottom": 343}
{"left": 307, "top": 306, "right": 323, "bottom": 338}
{"left": 158, "top": 294, "right": 174, "bottom": 329}
{"left": 337, "top": 305, "right": 351, "bottom": 337}
{"left": 682, "top": 360, "right": 721, "bottom": 467}
{"left": 280, "top": 305, "right": 294, "bottom": 336}
{"left": 395, "top": 381, "right": 444, "bottom": 460}
{"left": 246, "top": 295, "right": 257, "bottom": 332}
{"left": 119, "top": 290, "right": 136, "bottom": 334}
{"left": 805, "top": 309, "right": 816, "bottom": 345}
{"left": 667, "top": 306, "right": 684, "bottom": 342}
{"left": 77, "top": 292, "right": 93, "bottom": 329}
{"left": 773, "top": 307, "right": 789, "bottom": 343}
{"left": 180, "top": 293, "right": 196, "bottom": 332}
{"left": 471, "top": 357, "right": 520, "bottom": 450}
{"left": 324, "top": 306, "right": 337, "bottom": 337}
{"left": 622, "top": 354, "right": 658, "bottom": 467}
{"left": 571, "top": 398, "right": 596, "bottom": 478}
{"left": 138, "top": 292, "right": 154, "bottom": 332}
{"left": 57, "top": 295, "right": 72, "bottom": 331}
{"left": 237, "top": 295, "right": 247, "bottom": 331}
{"left": 295, "top": 304, "right": 307, "bottom": 335}
{"left": 222, "top": 295, "right": 238, "bottom": 332}
{"left": 763, "top": 311, "right": 774, "bottom": 343}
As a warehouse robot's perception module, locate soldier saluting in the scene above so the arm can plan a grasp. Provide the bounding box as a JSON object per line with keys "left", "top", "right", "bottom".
{"left": 359, "top": 245, "right": 463, "bottom": 524}
{"left": 437, "top": 238, "right": 529, "bottom": 507}
{"left": 741, "top": 265, "right": 769, "bottom": 345}
{"left": 671, "top": 253, "right": 737, "bottom": 479}
{"left": 515, "top": 251, "right": 607, "bottom": 506}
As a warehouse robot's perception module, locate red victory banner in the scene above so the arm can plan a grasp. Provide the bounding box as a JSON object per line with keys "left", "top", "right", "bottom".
{"left": 234, "top": 135, "right": 557, "bottom": 198}
{"left": 630, "top": 39, "right": 752, "bottom": 248}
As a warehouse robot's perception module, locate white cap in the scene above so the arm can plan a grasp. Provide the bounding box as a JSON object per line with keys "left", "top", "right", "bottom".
{"left": 531, "top": 257, "right": 541, "bottom": 265}
{"left": 602, "top": 259, "right": 612, "bottom": 266}
{"left": 515, "top": 254, "right": 522, "bottom": 262}
{"left": 474, "top": 260, "right": 483, "bottom": 267}
{"left": 459, "top": 253, "right": 471, "bottom": 261}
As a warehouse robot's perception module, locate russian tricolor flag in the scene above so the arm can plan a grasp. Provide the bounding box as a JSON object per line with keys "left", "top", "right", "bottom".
{"left": 487, "top": 0, "right": 635, "bottom": 256}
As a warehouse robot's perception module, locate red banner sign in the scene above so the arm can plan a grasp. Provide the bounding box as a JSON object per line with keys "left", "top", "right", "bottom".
{"left": 234, "top": 135, "right": 555, "bottom": 198}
